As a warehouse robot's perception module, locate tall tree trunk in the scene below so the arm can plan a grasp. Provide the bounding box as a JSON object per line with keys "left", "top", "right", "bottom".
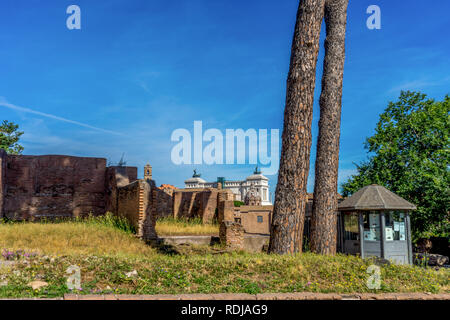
{"left": 269, "top": 0, "right": 325, "bottom": 254}
{"left": 311, "top": 0, "right": 348, "bottom": 255}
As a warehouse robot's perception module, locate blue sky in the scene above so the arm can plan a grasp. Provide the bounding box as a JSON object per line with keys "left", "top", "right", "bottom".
{"left": 1, "top": 0, "right": 449, "bottom": 197}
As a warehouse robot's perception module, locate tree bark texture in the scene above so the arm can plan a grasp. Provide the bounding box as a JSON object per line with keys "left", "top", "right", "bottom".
{"left": 269, "top": 0, "right": 325, "bottom": 254}
{"left": 311, "top": 0, "right": 348, "bottom": 255}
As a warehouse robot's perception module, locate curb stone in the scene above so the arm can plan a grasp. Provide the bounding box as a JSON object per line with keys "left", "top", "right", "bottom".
{"left": 62, "top": 293, "right": 450, "bottom": 300}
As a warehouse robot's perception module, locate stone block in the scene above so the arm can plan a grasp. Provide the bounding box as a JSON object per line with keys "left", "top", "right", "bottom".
{"left": 220, "top": 220, "right": 244, "bottom": 250}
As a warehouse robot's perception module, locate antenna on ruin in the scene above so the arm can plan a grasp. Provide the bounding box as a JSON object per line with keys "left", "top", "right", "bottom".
{"left": 118, "top": 153, "right": 127, "bottom": 167}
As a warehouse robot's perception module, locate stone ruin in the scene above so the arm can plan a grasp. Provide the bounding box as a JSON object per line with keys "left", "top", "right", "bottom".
{"left": 0, "top": 150, "right": 158, "bottom": 241}
{"left": 217, "top": 199, "right": 245, "bottom": 249}
{"left": 0, "top": 149, "right": 283, "bottom": 250}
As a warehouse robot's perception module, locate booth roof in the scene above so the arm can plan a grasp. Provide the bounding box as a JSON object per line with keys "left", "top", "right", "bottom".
{"left": 338, "top": 184, "right": 417, "bottom": 211}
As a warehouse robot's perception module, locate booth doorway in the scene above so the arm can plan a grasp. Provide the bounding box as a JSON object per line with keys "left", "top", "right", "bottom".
{"left": 343, "top": 212, "right": 360, "bottom": 255}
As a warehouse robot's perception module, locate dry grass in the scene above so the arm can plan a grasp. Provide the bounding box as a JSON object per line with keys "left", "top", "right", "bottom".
{"left": 0, "top": 219, "right": 448, "bottom": 297}
{"left": 156, "top": 217, "right": 219, "bottom": 236}
{"left": 0, "top": 222, "right": 155, "bottom": 258}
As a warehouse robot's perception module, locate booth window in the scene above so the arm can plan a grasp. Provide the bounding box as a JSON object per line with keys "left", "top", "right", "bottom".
{"left": 384, "top": 211, "right": 406, "bottom": 241}
{"left": 363, "top": 212, "right": 380, "bottom": 241}
{"left": 343, "top": 212, "right": 359, "bottom": 240}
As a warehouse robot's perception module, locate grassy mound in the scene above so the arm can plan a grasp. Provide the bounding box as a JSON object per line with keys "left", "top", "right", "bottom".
{"left": 0, "top": 214, "right": 154, "bottom": 258}
{"left": 0, "top": 218, "right": 448, "bottom": 298}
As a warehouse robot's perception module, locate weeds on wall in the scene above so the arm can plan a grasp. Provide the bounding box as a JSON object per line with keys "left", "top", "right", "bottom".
{"left": 81, "top": 213, "right": 136, "bottom": 234}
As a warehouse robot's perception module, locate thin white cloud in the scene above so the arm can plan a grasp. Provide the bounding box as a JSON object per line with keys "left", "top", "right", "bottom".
{"left": 0, "top": 99, "right": 124, "bottom": 136}
{"left": 388, "top": 77, "right": 450, "bottom": 94}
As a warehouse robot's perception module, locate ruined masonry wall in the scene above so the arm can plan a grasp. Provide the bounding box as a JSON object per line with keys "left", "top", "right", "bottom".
{"left": 154, "top": 187, "right": 174, "bottom": 218}
{"left": 3, "top": 154, "right": 107, "bottom": 219}
{"left": 116, "top": 180, "right": 157, "bottom": 240}
{"left": 0, "top": 149, "right": 6, "bottom": 218}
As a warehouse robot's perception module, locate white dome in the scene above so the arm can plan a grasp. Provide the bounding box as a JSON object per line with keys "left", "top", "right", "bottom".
{"left": 185, "top": 177, "right": 206, "bottom": 184}
{"left": 246, "top": 173, "right": 268, "bottom": 181}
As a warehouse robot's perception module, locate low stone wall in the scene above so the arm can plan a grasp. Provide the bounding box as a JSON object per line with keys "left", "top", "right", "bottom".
{"left": 244, "top": 234, "right": 270, "bottom": 252}
{"left": 157, "top": 235, "right": 220, "bottom": 246}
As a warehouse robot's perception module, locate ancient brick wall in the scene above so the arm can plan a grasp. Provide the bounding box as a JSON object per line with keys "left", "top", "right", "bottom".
{"left": 3, "top": 155, "right": 108, "bottom": 219}
{"left": 173, "top": 190, "right": 205, "bottom": 219}
{"left": 218, "top": 200, "right": 235, "bottom": 223}
{"left": 109, "top": 166, "right": 137, "bottom": 187}
{"left": 105, "top": 167, "right": 118, "bottom": 214}
{"left": 218, "top": 199, "right": 244, "bottom": 249}
{"left": 145, "top": 187, "right": 158, "bottom": 240}
{"left": 239, "top": 205, "right": 273, "bottom": 235}
{"left": 116, "top": 180, "right": 141, "bottom": 228}
{"left": 218, "top": 189, "right": 234, "bottom": 202}
{"left": 154, "top": 185, "right": 176, "bottom": 218}
{"left": 0, "top": 149, "right": 6, "bottom": 218}
{"left": 201, "top": 190, "right": 218, "bottom": 223}
{"left": 219, "top": 220, "right": 244, "bottom": 250}
{"left": 105, "top": 166, "right": 138, "bottom": 214}
{"left": 116, "top": 180, "right": 157, "bottom": 240}
{"left": 173, "top": 189, "right": 231, "bottom": 223}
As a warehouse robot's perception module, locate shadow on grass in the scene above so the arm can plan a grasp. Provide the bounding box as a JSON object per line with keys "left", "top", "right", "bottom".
{"left": 145, "top": 237, "right": 234, "bottom": 256}
{"left": 146, "top": 239, "right": 180, "bottom": 255}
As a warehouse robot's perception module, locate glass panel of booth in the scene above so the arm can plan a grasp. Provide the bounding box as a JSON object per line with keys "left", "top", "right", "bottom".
{"left": 384, "top": 211, "right": 406, "bottom": 241}
{"left": 343, "top": 212, "right": 359, "bottom": 240}
{"left": 363, "top": 212, "right": 380, "bottom": 241}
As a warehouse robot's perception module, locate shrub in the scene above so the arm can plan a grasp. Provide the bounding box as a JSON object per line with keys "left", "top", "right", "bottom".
{"left": 234, "top": 201, "right": 244, "bottom": 207}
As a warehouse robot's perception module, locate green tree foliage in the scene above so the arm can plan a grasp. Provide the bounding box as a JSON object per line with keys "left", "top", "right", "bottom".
{"left": 341, "top": 91, "right": 449, "bottom": 240}
{"left": 0, "top": 120, "right": 24, "bottom": 154}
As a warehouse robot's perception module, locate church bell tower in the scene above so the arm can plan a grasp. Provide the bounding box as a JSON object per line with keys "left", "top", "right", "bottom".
{"left": 144, "top": 163, "right": 152, "bottom": 181}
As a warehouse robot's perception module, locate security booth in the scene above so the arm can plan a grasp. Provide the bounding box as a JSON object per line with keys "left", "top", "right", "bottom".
{"left": 337, "top": 184, "right": 416, "bottom": 264}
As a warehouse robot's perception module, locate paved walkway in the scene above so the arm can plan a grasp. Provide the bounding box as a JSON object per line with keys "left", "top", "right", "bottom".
{"left": 63, "top": 293, "right": 450, "bottom": 300}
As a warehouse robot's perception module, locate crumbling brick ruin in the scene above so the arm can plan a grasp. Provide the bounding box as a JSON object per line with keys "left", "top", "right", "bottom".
{"left": 173, "top": 189, "right": 218, "bottom": 223}
{"left": 220, "top": 220, "right": 245, "bottom": 249}
{"left": 0, "top": 148, "right": 335, "bottom": 249}
{"left": 0, "top": 151, "right": 109, "bottom": 219}
{"left": 218, "top": 200, "right": 244, "bottom": 249}
{"left": 0, "top": 149, "right": 157, "bottom": 240}
{"left": 174, "top": 186, "right": 273, "bottom": 236}
{"left": 155, "top": 184, "right": 176, "bottom": 218}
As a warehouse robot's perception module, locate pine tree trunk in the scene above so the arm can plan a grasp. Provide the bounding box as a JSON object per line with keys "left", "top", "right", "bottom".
{"left": 269, "top": 0, "right": 325, "bottom": 254}
{"left": 311, "top": 0, "right": 348, "bottom": 255}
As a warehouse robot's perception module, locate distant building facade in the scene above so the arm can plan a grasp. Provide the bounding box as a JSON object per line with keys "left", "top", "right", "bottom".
{"left": 184, "top": 167, "right": 272, "bottom": 205}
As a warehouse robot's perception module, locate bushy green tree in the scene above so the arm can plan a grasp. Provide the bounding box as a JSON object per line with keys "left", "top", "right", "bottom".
{"left": 341, "top": 91, "right": 449, "bottom": 240}
{"left": 0, "top": 120, "right": 24, "bottom": 154}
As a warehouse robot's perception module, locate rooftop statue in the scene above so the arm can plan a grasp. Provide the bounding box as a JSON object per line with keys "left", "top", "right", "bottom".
{"left": 193, "top": 169, "right": 201, "bottom": 178}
